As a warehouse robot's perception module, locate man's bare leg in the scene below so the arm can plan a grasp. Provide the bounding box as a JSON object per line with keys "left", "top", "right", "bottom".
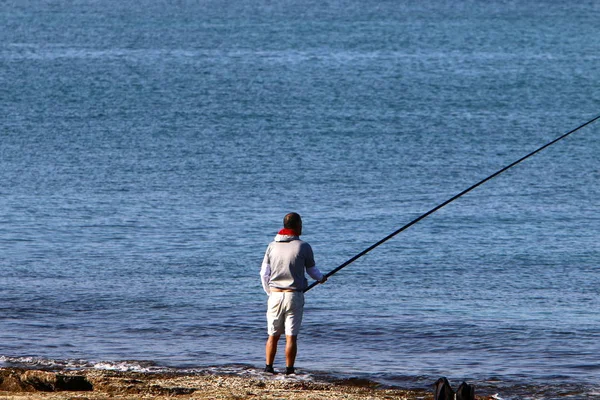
{"left": 265, "top": 334, "right": 280, "bottom": 372}
{"left": 285, "top": 335, "right": 297, "bottom": 374}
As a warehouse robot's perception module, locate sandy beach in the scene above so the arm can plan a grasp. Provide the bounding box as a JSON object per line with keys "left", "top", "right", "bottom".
{"left": 0, "top": 368, "right": 493, "bottom": 400}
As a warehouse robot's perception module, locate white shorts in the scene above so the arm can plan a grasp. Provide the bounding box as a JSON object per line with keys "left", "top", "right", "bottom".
{"left": 266, "top": 291, "right": 305, "bottom": 336}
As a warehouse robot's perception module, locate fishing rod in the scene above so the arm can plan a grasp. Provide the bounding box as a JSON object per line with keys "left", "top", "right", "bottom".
{"left": 305, "top": 114, "right": 600, "bottom": 293}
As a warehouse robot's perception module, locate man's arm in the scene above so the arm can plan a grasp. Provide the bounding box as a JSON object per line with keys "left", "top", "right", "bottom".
{"left": 260, "top": 262, "right": 271, "bottom": 295}
{"left": 306, "top": 266, "right": 327, "bottom": 283}
{"left": 304, "top": 243, "right": 326, "bottom": 283}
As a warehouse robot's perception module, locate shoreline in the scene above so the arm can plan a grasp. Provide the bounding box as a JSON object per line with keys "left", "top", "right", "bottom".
{"left": 0, "top": 367, "right": 492, "bottom": 400}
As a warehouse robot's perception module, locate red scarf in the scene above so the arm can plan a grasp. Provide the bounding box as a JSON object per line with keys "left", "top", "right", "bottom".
{"left": 278, "top": 228, "right": 298, "bottom": 236}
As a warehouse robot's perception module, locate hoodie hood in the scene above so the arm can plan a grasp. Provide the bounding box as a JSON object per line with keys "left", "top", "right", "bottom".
{"left": 274, "top": 228, "right": 299, "bottom": 242}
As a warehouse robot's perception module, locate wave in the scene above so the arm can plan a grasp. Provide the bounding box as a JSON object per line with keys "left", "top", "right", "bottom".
{"left": 0, "top": 356, "right": 169, "bottom": 373}
{"left": 0, "top": 356, "right": 318, "bottom": 381}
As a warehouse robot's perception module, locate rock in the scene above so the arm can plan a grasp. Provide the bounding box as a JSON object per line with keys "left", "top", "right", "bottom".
{"left": 20, "top": 370, "right": 57, "bottom": 391}
{"left": 0, "top": 369, "right": 93, "bottom": 392}
{"left": 56, "top": 375, "right": 94, "bottom": 391}
{"left": 0, "top": 369, "right": 31, "bottom": 392}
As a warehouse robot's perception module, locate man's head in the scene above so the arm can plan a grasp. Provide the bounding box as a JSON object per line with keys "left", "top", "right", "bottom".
{"left": 283, "top": 212, "right": 302, "bottom": 236}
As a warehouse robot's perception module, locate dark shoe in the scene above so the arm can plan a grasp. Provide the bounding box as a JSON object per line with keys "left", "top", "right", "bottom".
{"left": 433, "top": 377, "right": 454, "bottom": 400}
{"left": 285, "top": 367, "right": 295, "bottom": 375}
{"left": 264, "top": 364, "right": 275, "bottom": 374}
{"left": 456, "top": 381, "right": 475, "bottom": 400}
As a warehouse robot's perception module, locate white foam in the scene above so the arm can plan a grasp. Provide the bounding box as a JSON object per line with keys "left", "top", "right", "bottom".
{"left": 0, "top": 355, "right": 89, "bottom": 369}
{"left": 91, "top": 361, "right": 168, "bottom": 373}
{"left": 0, "top": 355, "right": 165, "bottom": 374}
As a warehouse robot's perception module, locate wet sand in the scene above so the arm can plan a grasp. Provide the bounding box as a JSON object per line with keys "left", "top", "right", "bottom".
{"left": 0, "top": 368, "right": 491, "bottom": 399}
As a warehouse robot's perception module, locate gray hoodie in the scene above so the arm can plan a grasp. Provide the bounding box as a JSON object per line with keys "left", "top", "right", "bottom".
{"left": 262, "top": 232, "right": 316, "bottom": 291}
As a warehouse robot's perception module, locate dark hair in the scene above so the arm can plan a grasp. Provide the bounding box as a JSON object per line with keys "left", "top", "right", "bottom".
{"left": 283, "top": 212, "right": 302, "bottom": 231}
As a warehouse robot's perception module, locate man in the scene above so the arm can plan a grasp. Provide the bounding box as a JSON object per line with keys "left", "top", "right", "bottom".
{"left": 260, "top": 212, "right": 327, "bottom": 375}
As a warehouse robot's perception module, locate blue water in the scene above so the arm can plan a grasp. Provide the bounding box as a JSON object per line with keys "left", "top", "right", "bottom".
{"left": 1, "top": 1, "right": 599, "bottom": 398}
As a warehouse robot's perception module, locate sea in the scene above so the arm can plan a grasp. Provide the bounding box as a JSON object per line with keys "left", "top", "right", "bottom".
{"left": 1, "top": 1, "right": 599, "bottom": 399}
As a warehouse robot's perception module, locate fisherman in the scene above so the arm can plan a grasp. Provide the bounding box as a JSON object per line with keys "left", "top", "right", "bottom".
{"left": 260, "top": 212, "right": 327, "bottom": 374}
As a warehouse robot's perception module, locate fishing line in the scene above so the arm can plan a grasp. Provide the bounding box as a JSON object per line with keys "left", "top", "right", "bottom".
{"left": 305, "top": 114, "right": 600, "bottom": 293}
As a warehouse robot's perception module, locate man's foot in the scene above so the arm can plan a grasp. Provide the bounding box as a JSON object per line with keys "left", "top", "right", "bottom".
{"left": 285, "top": 366, "right": 295, "bottom": 375}
{"left": 264, "top": 364, "right": 275, "bottom": 374}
